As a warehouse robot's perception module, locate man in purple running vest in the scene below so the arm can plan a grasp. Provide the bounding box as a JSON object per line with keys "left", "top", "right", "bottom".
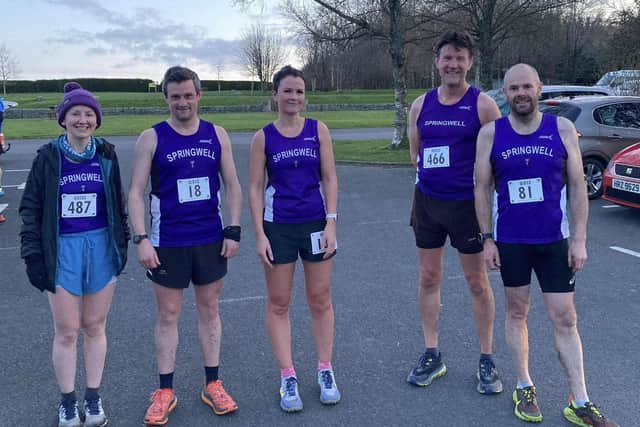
{"left": 475, "top": 63, "right": 618, "bottom": 427}
{"left": 406, "top": 30, "right": 503, "bottom": 395}
{"left": 129, "top": 66, "right": 243, "bottom": 426}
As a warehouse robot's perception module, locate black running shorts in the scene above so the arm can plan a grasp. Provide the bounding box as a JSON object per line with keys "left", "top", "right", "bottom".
{"left": 496, "top": 239, "right": 575, "bottom": 293}
{"left": 263, "top": 219, "right": 336, "bottom": 264}
{"left": 147, "top": 240, "right": 227, "bottom": 288}
{"left": 410, "top": 187, "right": 482, "bottom": 254}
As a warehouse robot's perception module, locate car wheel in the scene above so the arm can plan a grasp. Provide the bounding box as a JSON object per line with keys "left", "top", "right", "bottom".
{"left": 583, "top": 158, "right": 605, "bottom": 199}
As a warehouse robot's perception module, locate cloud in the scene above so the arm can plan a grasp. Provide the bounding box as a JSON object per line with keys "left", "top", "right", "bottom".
{"left": 45, "top": 0, "right": 244, "bottom": 73}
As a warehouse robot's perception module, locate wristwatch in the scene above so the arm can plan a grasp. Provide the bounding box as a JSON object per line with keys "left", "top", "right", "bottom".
{"left": 477, "top": 232, "right": 494, "bottom": 244}
{"left": 133, "top": 234, "right": 148, "bottom": 245}
{"left": 326, "top": 213, "right": 338, "bottom": 222}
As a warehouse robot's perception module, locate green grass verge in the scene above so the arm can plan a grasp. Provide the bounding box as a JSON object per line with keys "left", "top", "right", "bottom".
{"left": 7, "top": 89, "right": 427, "bottom": 108}
{"left": 4, "top": 111, "right": 395, "bottom": 139}
{"left": 333, "top": 139, "right": 410, "bottom": 164}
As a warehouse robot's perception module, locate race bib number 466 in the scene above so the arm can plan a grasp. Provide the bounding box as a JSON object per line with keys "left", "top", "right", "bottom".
{"left": 61, "top": 193, "right": 97, "bottom": 218}
{"left": 422, "top": 146, "right": 450, "bottom": 168}
{"left": 177, "top": 177, "right": 211, "bottom": 203}
{"left": 508, "top": 178, "right": 544, "bottom": 204}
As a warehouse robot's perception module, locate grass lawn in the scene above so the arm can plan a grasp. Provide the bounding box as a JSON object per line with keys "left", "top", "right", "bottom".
{"left": 4, "top": 111, "right": 396, "bottom": 139}
{"left": 6, "top": 89, "right": 427, "bottom": 108}
{"left": 333, "top": 139, "right": 410, "bottom": 164}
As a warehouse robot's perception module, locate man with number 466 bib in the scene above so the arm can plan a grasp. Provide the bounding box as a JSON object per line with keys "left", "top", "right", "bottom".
{"left": 128, "top": 66, "right": 243, "bottom": 426}
{"left": 475, "top": 63, "right": 618, "bottom": 427}
{"left": 406, "top": 30, "right": 503, "bottom": 395}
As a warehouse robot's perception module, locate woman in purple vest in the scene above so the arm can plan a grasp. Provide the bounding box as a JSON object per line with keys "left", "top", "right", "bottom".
{"left": 248, "top": 65, "right": 340, "bottom": 412}
{"left": 19, "top": 83, "right": 129, "bottom": 427}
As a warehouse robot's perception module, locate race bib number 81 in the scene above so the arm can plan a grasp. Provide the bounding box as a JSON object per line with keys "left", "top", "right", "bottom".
{"left": 422, "top": 146, "right": 450, "bottom": 168}
{"left": 508, "top": 178, "right": 544, "bottom": 204}
{"left": 177, "top": 177, "right": 211, "bottom": 203}
{"left": 61, "top": 193, "right": 97, "bottom": 218}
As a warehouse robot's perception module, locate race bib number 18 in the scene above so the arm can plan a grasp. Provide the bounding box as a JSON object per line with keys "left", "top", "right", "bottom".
{"left": 177, "top": 177, "right": 211, "bottom": 203}
{"left": 310, "top": 231, "right": 338, "bottom": 255}
{"left": 508, "top": 178, "right": 544, "bottom": 204}
{"left": 422, "top": 146, "right": 450, "bottom": 168}
{"left": 61, "top": 193, "right": 97, "bottom": 218}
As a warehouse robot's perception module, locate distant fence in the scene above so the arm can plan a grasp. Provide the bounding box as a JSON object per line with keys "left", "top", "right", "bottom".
{"left": 5, "top": 103, "right": 396, "bottom": 119}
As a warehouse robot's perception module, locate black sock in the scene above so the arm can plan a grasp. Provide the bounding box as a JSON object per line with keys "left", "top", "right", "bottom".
{"left": 159, "top": 372, "right": 174, "bottom": 389}
{"left": 61, "top": 391, "right": 77, "bottom": 406}
{"left": 84, "top": 387, "right": 100, "bottom": 402}
{"left": 425, "top": 347, "right": 439, "bottom": 357}
{"left": 205, "top": 366, "right": 219, "bottom": 384}
{"left": 480, "top": 353, "right": 493, "bottom": 361}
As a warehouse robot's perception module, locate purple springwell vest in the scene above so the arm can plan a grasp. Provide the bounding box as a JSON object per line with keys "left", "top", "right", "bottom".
{"left": 58, "top": 152, "right": 107, "bottom": 234}
{"left": 416, "top": 85, "right": 482, "bottom": 200}
{"left": 490, "top": 114, "right": 569, "bottom": 244}
{"left": 149, "top": 120, "right": 223, "bottom": 247}
{"left": 263, "top": 118, "right": 326, "bottom": 223}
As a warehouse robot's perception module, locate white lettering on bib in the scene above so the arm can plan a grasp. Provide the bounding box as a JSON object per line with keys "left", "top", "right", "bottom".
{"left": 422, "top": 146, "right": 450, "bottom": 168}
{"left": 508, "top": 178, "right": 544, "bottom": 204}
{"left": 177, "top": 177, "right": 211, "bottom": 203}
{"left": 61, "top": 193, "right": 97, "bottom": 218}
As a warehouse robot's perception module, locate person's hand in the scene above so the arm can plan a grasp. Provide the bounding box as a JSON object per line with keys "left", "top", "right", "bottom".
{"left": 482, "top": 240, "right": 501, "bottom": 270}
{"left": 256, "top": 234, "right": 274, "bottom": 268}
{"left": 568, "top": 239, "right": 587, "bottom": 272}
{"left": 136, "top": 239, "right": 160, "bottom": 270}
{"left": 220, "top": 238, "right": 239, "bottom": 259}
{"left": 322, "top": 221, "right": 337, "bottom": 259}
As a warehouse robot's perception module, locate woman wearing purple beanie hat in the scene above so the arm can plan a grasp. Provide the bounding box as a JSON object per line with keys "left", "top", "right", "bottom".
{"left": 19, "top": 82, "right": 129, "bottom": 427}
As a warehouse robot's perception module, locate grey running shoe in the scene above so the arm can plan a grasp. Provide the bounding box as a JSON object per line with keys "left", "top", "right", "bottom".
{"left": 476, "top": 357, "right": 503, "bottom": 394}
{"left": 58, "top": 401, "right": 82, "bottom": 427}
{"left": 279, "top": 376, "right": 303, "bottom": 412}
{"left": 84, "top": 397, "right": 108, "bottom": 427}
{"left": 407, "top": 350, "right": 447, "bottom": 386}
{"left": 317, "top": 369, "right": 341, "bottom": 404}
{"left": 512, "top": 386, "right": 543, "bottom": 423}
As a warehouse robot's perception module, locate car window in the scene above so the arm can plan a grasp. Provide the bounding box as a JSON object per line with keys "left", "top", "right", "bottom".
{"left": 594, "top": 103, "right": 640, "bottom": 128}
{"left": 540, "top": 90, "right": 608, "bottom": 100}
{"left": 539, "top": 104, "right": 581, "bottom": 122}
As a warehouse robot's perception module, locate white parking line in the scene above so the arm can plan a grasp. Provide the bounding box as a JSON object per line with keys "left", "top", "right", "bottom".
{"left": 3, "top": 182, "right": 25, "bottom": 189}
{"left": 356, "top": 219, "right": 404, "bottom": 225}
{"left": 0, "top": 203, "right": 7, "bottom": 213}
{"left": 602, "top": 205, "right": 622, "bottom": 209}
{"left": 0, "top": 246, "right": 19, "bottom": 251}
{"left": 5, "top": 169, "right": 30, "bottom": 173}
{"left": 220, "top": 295, "right": 265, "bottom": 304}
{"left": 610, "top": 246, "right": 640, "bottom": 258}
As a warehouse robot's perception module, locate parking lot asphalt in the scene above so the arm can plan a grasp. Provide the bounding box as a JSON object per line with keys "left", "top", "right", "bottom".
{"left": 0, "top": 132, "right": 637, "bottom": 426}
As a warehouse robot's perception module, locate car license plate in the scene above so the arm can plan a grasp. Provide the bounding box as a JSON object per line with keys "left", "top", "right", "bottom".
{"left": 612, "top": 178, "right": 640, "bottom": 194}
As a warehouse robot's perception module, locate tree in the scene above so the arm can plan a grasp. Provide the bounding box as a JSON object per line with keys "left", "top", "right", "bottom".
{"left": 0, "top": 44, "right": 19, "bottom": 97}
{"left": 240, "top": 23, "right": 288, "bottom": 91}
{"left": 429, "top": 0, "right": 582, "bottom": 89}
{"left": 284, "top": 0, "right": 452, "bottom": 147}
{"left": 607, "top": 0, "right": 640, "bottom": 70}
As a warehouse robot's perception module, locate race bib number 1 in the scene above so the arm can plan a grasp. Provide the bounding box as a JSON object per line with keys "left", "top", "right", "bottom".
{"left": 61, "top": 193, "right": 97, "bottom": 218}
{"left": 422, "top": 146, "right": 450, "bottom": 168}
{"left": 508, "top": 178, "right": 544, "bottom": 204}
{"left": 177, "top": 177, "right": 211, "bottom": 203}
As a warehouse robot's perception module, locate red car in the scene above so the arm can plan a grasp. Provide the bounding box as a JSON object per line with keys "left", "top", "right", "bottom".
{"left": 603, "top": 142, "right": 640, "bottom": 208}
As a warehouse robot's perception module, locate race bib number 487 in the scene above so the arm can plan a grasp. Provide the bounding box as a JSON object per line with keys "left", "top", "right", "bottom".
{"left": 508, "top": 178, "right": 544, "bottom": 204}
{"left": 422, "top": 146, "right": 450, "bottom": 168}
{"left": 61, "top": 193, "right": 97, "bottom": 218}
{"left": 177, "top": 177, "right": 211, "bottom": 203}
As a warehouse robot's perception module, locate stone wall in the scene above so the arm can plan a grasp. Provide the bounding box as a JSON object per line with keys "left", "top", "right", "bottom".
{"left": 5, "top": 103, "right": 396, "bottom": 119}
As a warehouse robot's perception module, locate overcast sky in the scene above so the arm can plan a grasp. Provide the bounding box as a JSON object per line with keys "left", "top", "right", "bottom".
{"left": 2, "top": 0, "right": 293, "bottom": 81}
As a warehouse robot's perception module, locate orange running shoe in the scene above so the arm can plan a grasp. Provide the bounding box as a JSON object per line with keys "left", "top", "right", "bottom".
{"left": 200, "top": 380, "right": 238, "bottom": 415}
{"left": 144, "top": 388, "right": 177, "bottom": 426}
